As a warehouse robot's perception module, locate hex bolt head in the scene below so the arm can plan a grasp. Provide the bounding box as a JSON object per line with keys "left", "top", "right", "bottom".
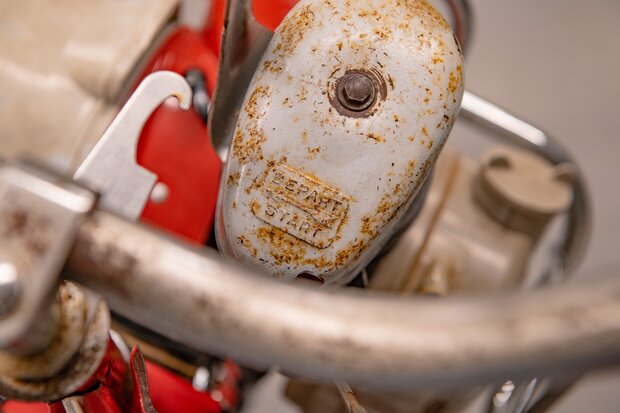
{"left": 344, "top": 74, "right": 373, "bottom": 103}
{"left": 0, "top": 261, "right": 19, "bottom": 319}
{"left": 336, "top": 72, "right": 377, "bottom": 112}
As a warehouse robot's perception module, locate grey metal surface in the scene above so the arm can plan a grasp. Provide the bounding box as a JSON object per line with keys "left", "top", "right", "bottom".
{"left": 66, "top": 210, "right": 620, "bottom": 392}
{"left": 208, "top": 0, "right": 272, "bottom": 159}
{"left": 74, "top": 71, "right": 192, "bottom": 221}
{"left": 0, "top": 284, "right": 110, "bottom": 402}
{"left": 0, "top": 283, "right": 87, "bottom": 381}
{"left": 0, "top": 159, "right": 96, "bottom": 356}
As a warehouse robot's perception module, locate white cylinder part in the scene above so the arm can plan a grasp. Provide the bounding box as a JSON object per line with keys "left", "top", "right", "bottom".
{"left": 216, "top": 0, "right": 464, "bottom": 286}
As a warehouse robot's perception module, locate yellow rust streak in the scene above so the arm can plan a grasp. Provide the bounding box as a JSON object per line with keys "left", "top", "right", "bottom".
{"left": 232, "top": 86, "right": 271, "bottom": 164}
{"left": 448, "top": 65, "right": 463, "bottom": 95}
{"left": 274, "top": 4, "right": 316, "bottom": 58}
{"left": 256, "top": 226, "right": 307, "bottom": 266}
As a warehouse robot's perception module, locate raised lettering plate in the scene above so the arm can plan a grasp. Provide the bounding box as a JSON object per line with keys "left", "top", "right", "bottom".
{"left": 251, "top": 164, "right": 349, "bottom": 248}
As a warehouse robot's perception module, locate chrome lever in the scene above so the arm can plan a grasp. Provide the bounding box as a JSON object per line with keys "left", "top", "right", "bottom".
{"left": 208, "top": 0, "right": 272, "bottom": 160}
{"left": 74, "top": 71, "right": 192, "bottom": 221}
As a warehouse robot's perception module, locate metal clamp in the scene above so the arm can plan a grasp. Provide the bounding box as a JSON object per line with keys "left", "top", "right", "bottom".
{"left": 0, "top": 159, "right": 96, "bottom": 355}
{"left": 208, "top": 0, "right": 272, "bottom": 160}
{"left": 0, "top": 160, "right": 113, "bottom": 402}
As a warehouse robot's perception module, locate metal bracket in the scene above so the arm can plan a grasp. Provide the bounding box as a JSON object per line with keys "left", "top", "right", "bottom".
{"left": 208, "top": 0, "right": 272, "bottom": 160}
{"left": 74, "top": 71, "right": 192, "bottom": 221}
{"left": 0, "top": 159, "right": 96, "bottom": 355}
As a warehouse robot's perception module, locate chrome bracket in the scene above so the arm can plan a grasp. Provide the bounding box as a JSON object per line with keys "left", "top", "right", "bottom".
{"left": 0, "top": 159, "right": 96, "bottom": 355}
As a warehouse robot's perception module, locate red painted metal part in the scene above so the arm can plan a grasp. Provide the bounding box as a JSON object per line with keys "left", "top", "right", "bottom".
{"left": 253, "top": 0, "right": 300, "bottom": 31}
{"left": 3, "top": 342, "right": 225, "bottom": 413}
{"left": 47, "top": 341, "right": 131, "bottom": 413}
{"left": 146, "top": 362, "right": 221, "bottom": 413}
{"left": 136, "top": 27, "right": 222, "bottom": 244}
{"left": 2, "top": 401, "right": 48, "bottom": 413}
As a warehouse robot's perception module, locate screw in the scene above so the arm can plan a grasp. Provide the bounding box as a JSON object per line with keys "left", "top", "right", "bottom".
{"left": 192, "top": 366, "right": 211, "bottom": 392}
{"left": 337, "top": 72, "right": 377, "bottom": 112}
{"left": 150, "top": 182, "right": 170, "bottom": 204}
{"left": 0, "top": 261, "right": 19, "bottom": 318}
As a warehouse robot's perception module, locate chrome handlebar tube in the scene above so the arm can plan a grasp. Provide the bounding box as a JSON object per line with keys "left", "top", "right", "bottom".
{"left": 67, "top": 206, "right": 609, "bottom": 393}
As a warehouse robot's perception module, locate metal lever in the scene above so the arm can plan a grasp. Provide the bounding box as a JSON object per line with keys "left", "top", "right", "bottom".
{"left": 208, "top": 0, "right": 272, "bottom": 160}
{"left": 74, "top": 71, "right": 192, "bottom": 221}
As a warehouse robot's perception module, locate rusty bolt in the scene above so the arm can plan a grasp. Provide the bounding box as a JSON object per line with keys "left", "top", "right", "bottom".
{"left": 337, "top": 72, "right": 376, "bottom": 112}
{"left": 0, "top": 261, "right": 19, "bottom": 319}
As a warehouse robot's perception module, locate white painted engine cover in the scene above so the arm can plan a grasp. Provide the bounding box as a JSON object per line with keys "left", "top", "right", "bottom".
{"left": 216, "top": 0, "right": 464, "bottom": 286}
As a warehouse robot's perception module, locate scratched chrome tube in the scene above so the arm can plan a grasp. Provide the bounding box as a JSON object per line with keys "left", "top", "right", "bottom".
{"left": 67, "top": 210, "right": 619, "bottom": 391}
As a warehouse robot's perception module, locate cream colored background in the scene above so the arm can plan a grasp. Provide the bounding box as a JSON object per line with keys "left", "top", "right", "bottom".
{"left": 461, "top": 1, "right": 620, "bottom": 411}
{"left": 456, "top": 1, "right": 620, "bottom": 409}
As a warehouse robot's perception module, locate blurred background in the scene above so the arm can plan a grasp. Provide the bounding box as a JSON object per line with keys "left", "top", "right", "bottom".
{"left": 459, "top": 1, "right": 620, "bottom": 411}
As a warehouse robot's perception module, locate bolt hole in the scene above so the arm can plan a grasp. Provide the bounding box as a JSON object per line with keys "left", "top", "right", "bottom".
{"left": 296, "top": 272, "right": 325, "bottom": 284}
{"left": 488, "top": 155, "right": 512, "bottom": 169}
{"left": 329, "top": 68, "right": 386, "bottom": 118}
{"left": 552, "top": 163, "right": 576, "bottom": 185}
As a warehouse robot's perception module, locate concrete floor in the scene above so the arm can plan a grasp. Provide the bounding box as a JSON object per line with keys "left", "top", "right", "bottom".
{"left": 244, "top": 0, "right": 620, "bottom": 412}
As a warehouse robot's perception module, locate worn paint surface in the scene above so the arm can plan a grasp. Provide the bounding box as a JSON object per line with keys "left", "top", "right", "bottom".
{"left": 216, "top": 0, "right": 464, "bottom": 285}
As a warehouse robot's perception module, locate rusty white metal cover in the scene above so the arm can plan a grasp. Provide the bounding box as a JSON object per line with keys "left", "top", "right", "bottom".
{"left": 216, "top": 0, "right": 464, "bottom": 286}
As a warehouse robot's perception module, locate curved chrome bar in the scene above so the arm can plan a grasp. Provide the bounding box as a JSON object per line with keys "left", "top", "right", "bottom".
{"left": 68, "top": 211, "right": 614, "bottom": 392}
{"left": 461, "top": 92, "right": 592, "bottom": 273}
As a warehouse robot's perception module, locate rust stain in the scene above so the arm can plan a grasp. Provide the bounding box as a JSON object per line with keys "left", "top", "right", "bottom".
{"left": 227, "top": 172, "right": 241, "bottom": 186}
{"left": 250, "top": 163, "right": 350, "bottom": 249}
{"left": 237, "top": 235, "right": 257, "bottom": 258}
{"left": 232, "top": 129, "right": 267, "bottom": 164}
{"left": 3, "top": 210, "right": 28, "bottom": 236}
{"left": 448, "top": 65, "right": 463, "bottom": 95}
{"left": 274, "top": 4, "right": 316, "bottom": 58}
{"left": 297, "top": 84, "right": 308, "bottom": 102}
{"left": 307, "top": 146, "right": 321, "bottom": 159}
{"left": 244, "top": 85, "right": 270, "bottom": 120}
{"left": 262, "top": 59, "right": 283, "bottom": 74}
{"left": 256, "top": 226, "right": 307, "bottom": 266}
{"left": 232, "top": 85, "right": 271, "bottom": 164}
{"left": 332, "top": 158, "right": 422, "bottom": 270}
{"left": 366, "top": 132, "right": 386, "bottom": 143}
{"left": 2, "top": 206, "right": 53, "bottom": 261}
